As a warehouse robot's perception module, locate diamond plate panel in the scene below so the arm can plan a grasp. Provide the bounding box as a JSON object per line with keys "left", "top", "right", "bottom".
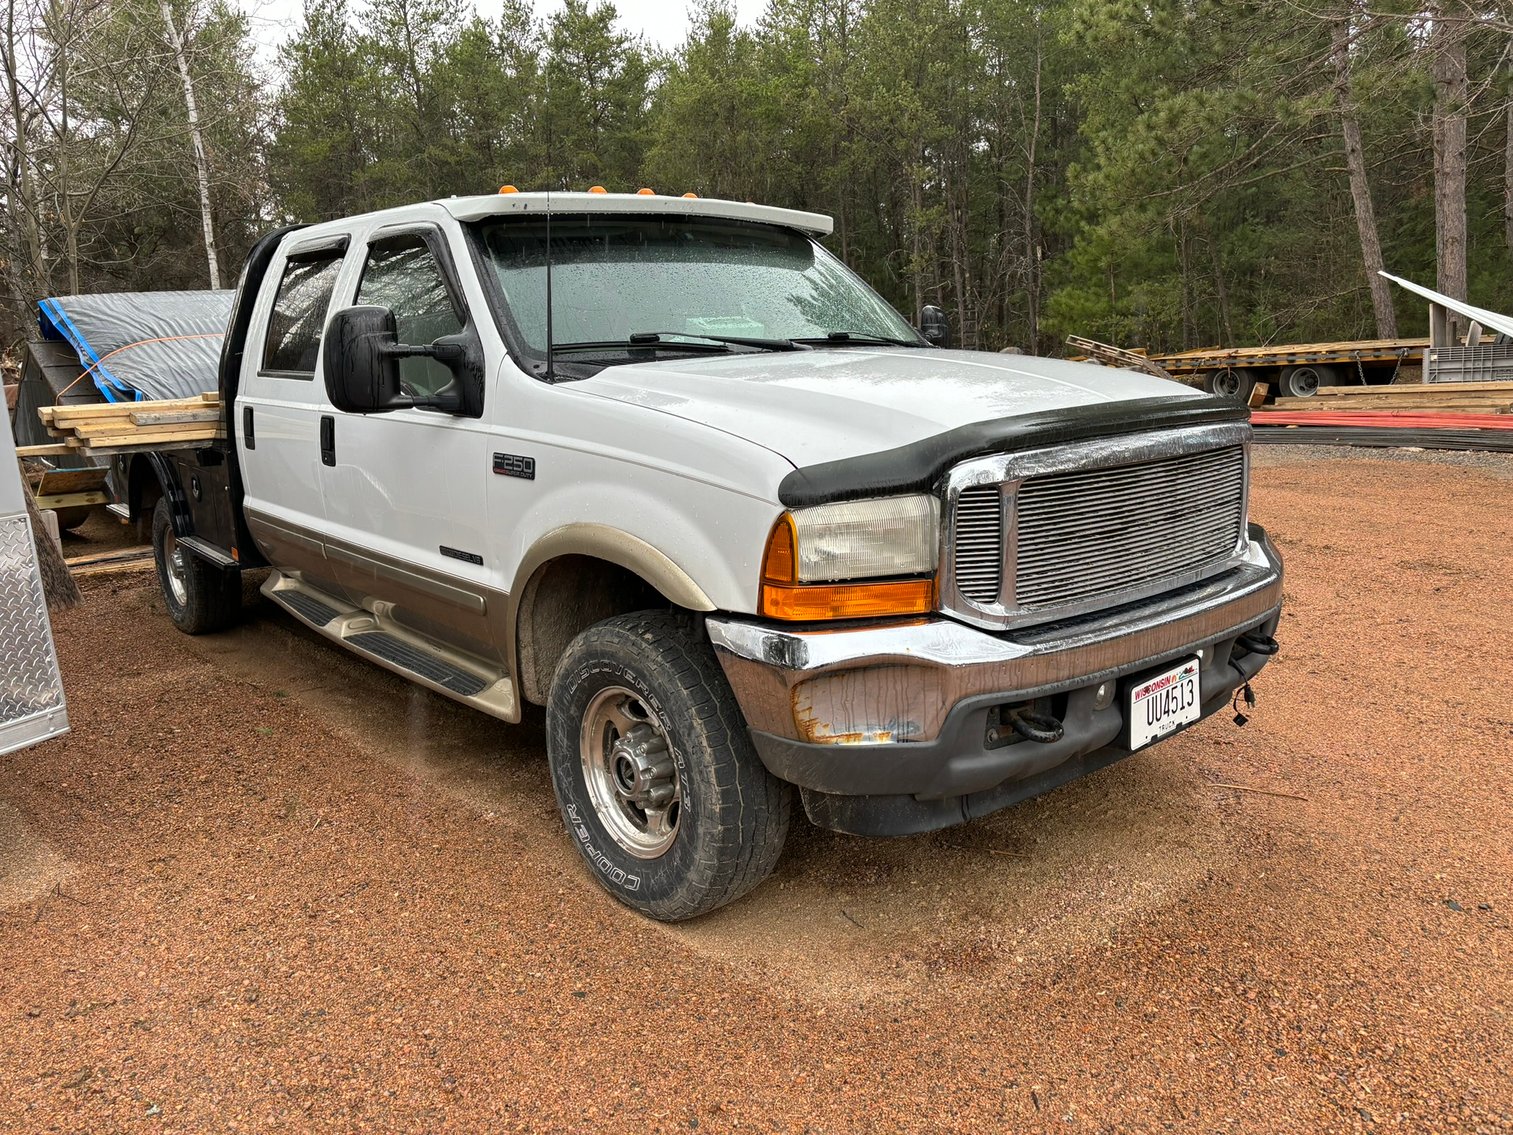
{"left": 0, "top": 513, "right": 66, "bottom": 739}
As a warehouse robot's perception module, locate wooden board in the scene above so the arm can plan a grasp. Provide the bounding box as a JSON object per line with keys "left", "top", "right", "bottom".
{"left": 129, "top": 408, "right": 221, "bottom": 426}
{"left": 68, "top": 418, "right": 221, "bottom": 439}
{"left": 66, "top": 428, "right": 224, "bottom": 449}
{"left": 40, "top": 394, "right": 218, "bottom": 422}
{"left": 15, "top": 443, "right": 76, "bottom": 458}
{"left": 34, "top": 468, "right": 109, "bottom": 494}
{"left": 34, "top": 490, "right": 109, "bottom": 510}
{"left": 1315, "top": 380, "right": 1513, "bottom": 396}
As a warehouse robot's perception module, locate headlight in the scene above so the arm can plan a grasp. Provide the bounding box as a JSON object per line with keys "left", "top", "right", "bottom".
{"left": 759, "top": 495, "right": 939, "bottom": 621}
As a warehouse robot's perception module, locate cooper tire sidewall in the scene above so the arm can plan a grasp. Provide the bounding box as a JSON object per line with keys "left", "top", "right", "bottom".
{"left": 548, "top": 652, "right": 709, "bottom": 912}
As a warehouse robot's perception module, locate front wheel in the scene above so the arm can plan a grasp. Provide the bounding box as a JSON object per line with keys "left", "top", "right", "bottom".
{"left": 1203, "top": 368, "right": 1255, "bottom": 403}
{"left": 151, "top": 498, "right": 241, "bottom": 634}
{"left": 546, "top": 611, "right": 791, "bottom": 921}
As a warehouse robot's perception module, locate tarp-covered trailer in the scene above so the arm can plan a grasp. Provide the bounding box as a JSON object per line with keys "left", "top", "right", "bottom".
{"left": 13, "top": 291, "right": 232, "bottom": 527}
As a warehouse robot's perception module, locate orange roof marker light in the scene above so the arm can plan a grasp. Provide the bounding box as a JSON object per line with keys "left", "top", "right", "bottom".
{"left": 498, "top": 184, "right": 519, "bottom": 194}
{"left": 588, "top": 185, "right": 607, "bottom": 194}
{"left": 636, "top": 187, "right": 656, "bottom": 196}
{"left": 682, "top": 192, "right": 699, "bottom": 199}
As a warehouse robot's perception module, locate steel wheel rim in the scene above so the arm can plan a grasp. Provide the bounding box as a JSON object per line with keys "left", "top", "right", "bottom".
{"left": 1212, "top": 370, "right": 1242, "bottom": 398}
{"left": 1291, "top": 367, "right": 1320, "bottom": 397}
{"left": 579, "top": 686, "right": 681, "bottom": 859}
{"left": 162, "top": 530, "right": 188, "bottom": 606}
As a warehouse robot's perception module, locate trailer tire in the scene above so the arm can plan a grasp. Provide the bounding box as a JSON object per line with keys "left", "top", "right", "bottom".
{"left": 1203, "top": 368, "right": 1254, "bottom": 402}
{"left": 1279, "top": 364, "right": 1338, "bottom": 399}
{"left": 546, "top": 610, "right": 791, "bottom": 921}
{"left": 151, "top": 498, "right": 241, "bottom": 635}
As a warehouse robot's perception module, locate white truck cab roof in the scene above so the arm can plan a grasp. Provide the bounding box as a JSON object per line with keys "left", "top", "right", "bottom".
{"left": 439, "top": 191, "right": 835, "bottom": 236}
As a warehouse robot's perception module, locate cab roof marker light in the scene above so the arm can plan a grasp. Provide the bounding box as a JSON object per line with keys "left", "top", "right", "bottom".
{"left": 636, "top": 188, "right": 656, "bottom": 196}
{"left": 589, "top": 185, "right": 607, "bottom": 194}
{"left": 682, "top": 192, "right": 699, "bottom": 199}
{"left": 499, "top": 184, "right": 519, "bottom": 194}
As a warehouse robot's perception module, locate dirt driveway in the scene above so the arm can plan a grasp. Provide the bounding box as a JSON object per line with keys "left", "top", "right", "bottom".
{"left": 1, "top": 448, "right": 1509, "bottom": 1133}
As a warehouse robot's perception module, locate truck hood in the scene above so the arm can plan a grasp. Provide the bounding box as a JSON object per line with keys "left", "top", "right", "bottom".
{"left": 571, "top": 348, "right": 1206, "bottom": 470}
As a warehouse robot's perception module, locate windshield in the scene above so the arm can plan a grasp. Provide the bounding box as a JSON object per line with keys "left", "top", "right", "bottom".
{"left": 472, "top": 215, "right": 921, "bottom": 361}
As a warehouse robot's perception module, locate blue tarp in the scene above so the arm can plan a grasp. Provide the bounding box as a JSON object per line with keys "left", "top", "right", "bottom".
{"left": 36, "top": 290, "right": 234, "bottom": 402}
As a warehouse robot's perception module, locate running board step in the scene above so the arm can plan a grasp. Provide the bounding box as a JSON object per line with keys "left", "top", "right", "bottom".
{"left": 347, "top": 631, "right": 488, "bottom": 696}
{"left": 261, "top": 572, "right": 517, "bottom": 721}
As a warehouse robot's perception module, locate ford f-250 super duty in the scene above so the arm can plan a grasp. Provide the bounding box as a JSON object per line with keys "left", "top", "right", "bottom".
{"left": 123, "top": 190, "right": 1283, "bottom": 921}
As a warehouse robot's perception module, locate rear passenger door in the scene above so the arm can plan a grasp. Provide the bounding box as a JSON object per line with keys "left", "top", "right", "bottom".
{"left": 237, "top": 237, "right": 348, "bottom": 584}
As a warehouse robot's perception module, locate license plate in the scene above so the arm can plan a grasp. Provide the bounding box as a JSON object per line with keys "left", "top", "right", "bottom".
{"left": 1128, "top": 657, "right": 1202, "bottom": 750}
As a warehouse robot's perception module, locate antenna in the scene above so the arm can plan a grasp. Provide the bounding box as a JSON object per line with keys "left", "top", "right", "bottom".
{"left": 543, "top": 68, "right": 556, "bottom": 383}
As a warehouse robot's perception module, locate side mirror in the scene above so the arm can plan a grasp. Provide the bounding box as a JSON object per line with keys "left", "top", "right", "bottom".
{"left": 322, "top": 305, "right": 465, "bottom": 414}
{"left": 920, "top": 304, "right": 950, "bottom": 348}
{"left": 324, "top": 306, "right": 402, "bottom": 413}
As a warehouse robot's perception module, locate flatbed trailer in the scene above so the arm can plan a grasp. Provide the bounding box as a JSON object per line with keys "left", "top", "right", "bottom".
{"left": 1067, "top": 333, "right": 1430, "bottom": 401}
{"left": 1156, "top": 338, "right": 1431, "bottom": 401}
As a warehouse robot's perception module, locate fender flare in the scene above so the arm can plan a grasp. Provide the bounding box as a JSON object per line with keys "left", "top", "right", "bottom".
{"left": 510, "top": 524, "right": 716, "bottom": 615}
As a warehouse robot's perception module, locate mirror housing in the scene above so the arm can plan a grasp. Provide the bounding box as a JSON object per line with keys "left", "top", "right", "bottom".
{"left": 322, "top": 305, "right": 464, "bottom": 414}
{"left": 920, "top": 305, "right": 950, "bottom": 348}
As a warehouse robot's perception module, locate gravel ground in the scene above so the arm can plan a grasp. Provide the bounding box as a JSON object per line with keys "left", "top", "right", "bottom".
{"left": 1, "top": 449, "right": 1509, "bottom": 1133}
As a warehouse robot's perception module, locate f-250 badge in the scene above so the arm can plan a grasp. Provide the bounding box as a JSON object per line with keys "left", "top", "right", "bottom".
{"left": 492, "top": 453, "right": 535, "bottom": 480}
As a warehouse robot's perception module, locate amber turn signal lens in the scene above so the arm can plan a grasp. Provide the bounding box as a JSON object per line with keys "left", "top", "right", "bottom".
{"left": 760, "top": 578, "right": 935, "bottom": 621}
{"left": 760, "top": 515, "right": 798, "bottom": 584}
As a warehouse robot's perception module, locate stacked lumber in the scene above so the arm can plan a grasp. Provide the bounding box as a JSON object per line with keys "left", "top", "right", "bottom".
{"left": 1274, "top": 380, "right": 1513, "bottom": 414}
{"left": 27, "top": 393, "right": 223, "bottom": 456}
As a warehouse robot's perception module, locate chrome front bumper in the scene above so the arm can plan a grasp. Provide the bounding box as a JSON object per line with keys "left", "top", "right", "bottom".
{"left": 707, "top": 526, "right": 1283, "bottom": 819}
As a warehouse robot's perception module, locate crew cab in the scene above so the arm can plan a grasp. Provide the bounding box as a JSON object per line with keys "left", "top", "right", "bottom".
{"left": 126, "top": 191, "right": 1283, "bottom": 920}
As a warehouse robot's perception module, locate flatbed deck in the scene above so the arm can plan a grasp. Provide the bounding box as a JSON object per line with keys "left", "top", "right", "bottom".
{"left": 1151, "top": 338, "right": 1429, "bottom": 374}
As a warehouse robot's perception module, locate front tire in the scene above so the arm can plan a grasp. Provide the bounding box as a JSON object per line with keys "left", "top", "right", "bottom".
{"left": 1203, "top": 368, "right": 1255, "bottom": 403}
{"left": 546, "top": 611, "right": 791, "bottom": 921}
{"left": 151, "top": 498, "right": 241, "bottom": 634}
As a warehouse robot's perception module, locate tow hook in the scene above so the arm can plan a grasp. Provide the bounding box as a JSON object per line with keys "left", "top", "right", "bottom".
{"left": 1235, "top": 631, "right": 1279, "bottom": 657}
{"left": 1006, "top": 707, "right": 1065, "bottom": 745}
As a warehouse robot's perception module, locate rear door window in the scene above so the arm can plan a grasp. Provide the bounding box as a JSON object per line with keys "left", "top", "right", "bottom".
{"left": 262, "top": 251, "right": 344, "bottom": 375}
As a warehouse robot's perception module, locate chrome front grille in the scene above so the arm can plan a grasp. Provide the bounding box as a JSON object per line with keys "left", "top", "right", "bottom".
{"left": 943, "top": 425, "right": 1251, "bottom": 630}
{"left": 953, "top": 486, "right": 1003, "bottom": 603}
{"left": 1014, "top": 446, "right": 1245, "bottom": 609}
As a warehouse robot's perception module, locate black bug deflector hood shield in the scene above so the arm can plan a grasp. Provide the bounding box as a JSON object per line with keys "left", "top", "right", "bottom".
{"left": 777, "top": 396, "right": 1250, "bottom": 507}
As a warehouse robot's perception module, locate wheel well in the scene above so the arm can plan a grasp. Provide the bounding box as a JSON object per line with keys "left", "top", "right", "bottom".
{"left": 128, "top": 455, "right": 164, "bottom": 541}
{"left": 516, "top": 555, "right": 672, "bottom": 706}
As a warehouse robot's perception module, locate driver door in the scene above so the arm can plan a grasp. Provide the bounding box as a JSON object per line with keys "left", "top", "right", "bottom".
{"left": 316, "top": 226, "right": 499, "bottom": 661}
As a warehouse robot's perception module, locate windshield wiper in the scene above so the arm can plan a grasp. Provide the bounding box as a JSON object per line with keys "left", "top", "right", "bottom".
{"left": 552, "top": 331, "right": 800, "bottom": 356}
{"left": 789, "top": 331, "right": 926, "bottom": 347}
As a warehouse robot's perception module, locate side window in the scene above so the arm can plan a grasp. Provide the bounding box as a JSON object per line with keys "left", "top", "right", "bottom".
{"left": 262, "top": 252, "right": 344, "bottom": 375}
{"left": 357, "top": 235, "right": 465, "bottom": 397}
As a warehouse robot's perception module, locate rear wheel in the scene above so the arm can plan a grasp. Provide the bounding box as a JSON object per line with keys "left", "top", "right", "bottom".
{"left": 151, "top": 498, "right": 241, "bottom": 634}
{"left": 546, "top": 610, "right": 791, "bottom": 921}
{"left": 1279, "top": 363, "right": 1338, "bottom": 399}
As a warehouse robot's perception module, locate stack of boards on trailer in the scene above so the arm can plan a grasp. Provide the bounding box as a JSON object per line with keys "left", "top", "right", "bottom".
{"left": 1272, "top": 381, "right": 1513, "bottom": 413}
{"left": 19, "top": 394, "right": 224, "bottom": 458}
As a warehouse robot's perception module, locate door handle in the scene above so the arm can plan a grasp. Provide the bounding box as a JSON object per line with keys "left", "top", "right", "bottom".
{"left": 319, "top": 415, "right": 335, "bottom": 466}
{"left": 242, "top": 405, "right": 255, "bottom": 450}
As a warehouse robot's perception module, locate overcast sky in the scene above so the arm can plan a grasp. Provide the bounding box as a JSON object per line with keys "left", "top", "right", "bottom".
{"left": 240, "top": 0, "right": 768, "bottom": 56}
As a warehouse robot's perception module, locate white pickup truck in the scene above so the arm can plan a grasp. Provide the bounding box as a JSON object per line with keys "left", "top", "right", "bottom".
{"left": 122, "top": 191, "right": 1283, "bottom": 920}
